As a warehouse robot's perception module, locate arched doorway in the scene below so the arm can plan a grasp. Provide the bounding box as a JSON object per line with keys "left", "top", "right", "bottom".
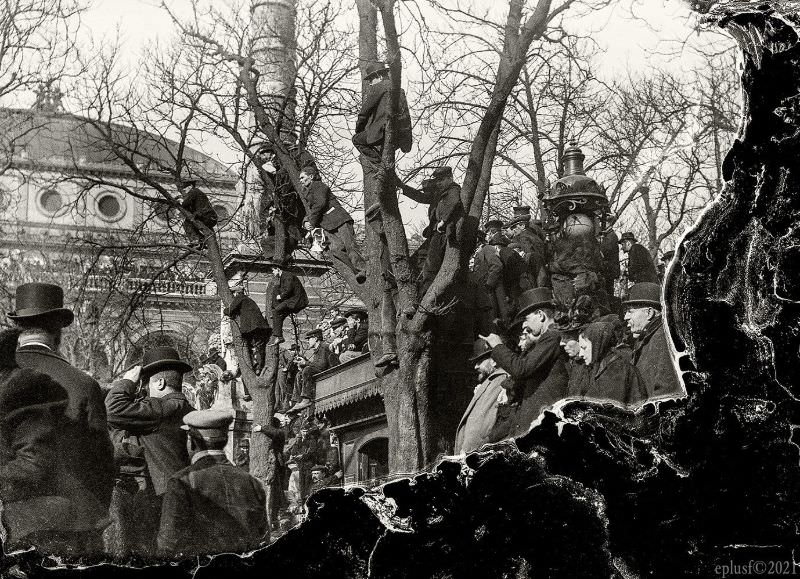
{"left": 357, "top": 437, "right": 388, "bottom": 483}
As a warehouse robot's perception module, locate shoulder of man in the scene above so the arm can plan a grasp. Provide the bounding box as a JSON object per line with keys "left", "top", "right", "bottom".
{"left": 17, "top": 348, "right": 100, "bottom": 389}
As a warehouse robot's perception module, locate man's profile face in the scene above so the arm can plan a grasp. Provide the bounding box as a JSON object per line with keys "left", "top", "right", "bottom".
{"left": 307, "top": 336, "right": 319, "bottom": 348}
{"left": 621, "top": 240, "right": 633, "bottom": 252}
{"left": 474, "top": 357, "right": 494, "bottom": 381}
{"left": 523, "top": 310, "right": 546, "bottom": 340}
{"left": 299, "top": 171, "right": 313, "bottom": 187}
{"left": 347, "top": 316, "right": 359, "bottom": 329}
{"left": 624, "top": 306, "right": 652, "bottom": 337}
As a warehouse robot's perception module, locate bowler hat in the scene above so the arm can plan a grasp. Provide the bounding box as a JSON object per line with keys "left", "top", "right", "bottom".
{"left": 364, "top": 62, "right": 390, "bottom": 80}
{"left": 484, "top": 219, "right": 504, "bottom": 231}
{"left": 305, "top": 328, "right": 323, "bottom": 340}
{"left": 469, "top": 338, "right": 492, "bottom": 363}
{"left": 620, "top": 232, "right": 637, "bottom": 243}
{"left": 8, "top": 283, "right": 74, "bottom": 327}
{"left": 515, "top": 287, "right": 556, "bottom": 321}
{"left": 623, "top": 282, "right": 662, "bottom": 309}
{"left": 181, "top": 409, "right": 234, "bottom": 441}
{"left": 141, "top": 346, "right": 192, "bottom": 377}
{"left": 344, "top": 307, "right": 367, "bottom": 320}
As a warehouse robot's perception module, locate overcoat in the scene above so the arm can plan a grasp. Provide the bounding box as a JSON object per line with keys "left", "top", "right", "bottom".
{"left": 16, "top": 345, "right": 115, "bottom": 511}
{"left": 354, "top": 78, "right": 413, "bottom": 151}
{"left": 490, "top": 327, "right": 569, "bottom": 438}
{"left": 632, "top": 316, "right": 684, "bottom": 398}
{"left": 271, "top": 271, "right": 309, "bottom": 313}
{"left": 302, "top": 181, "right": 353, "bottom": 232}
{"left": 105, "top": 379, "right": 192, "bottom": 495}
{"left": 626, "top": 242, "right": 658, "bottom": 283}
{"left": 157, "top": 454, "right": 267, "bottom": 557}
{"left": 225, "top": 294, "right": 271, "bottom": 336}
{"left": 454, "top": 368, "right": 509, "bottom": 454}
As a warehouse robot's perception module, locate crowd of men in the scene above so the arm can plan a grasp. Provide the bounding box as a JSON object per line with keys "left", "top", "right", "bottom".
{"left": 0, "top": 59, "right": 686, "bottom": 561}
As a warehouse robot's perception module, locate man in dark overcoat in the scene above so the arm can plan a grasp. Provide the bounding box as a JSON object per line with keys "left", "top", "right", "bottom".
{"left": 620, "top": 232, "right": 658, "bottom": 284}
{"left": 288, "top": 328, "right": 332, "bottom": 413}
{"left": 339, "top": 307, "right": 369, "bottom": 363}
{"left": 623, "top": 282, "right": 684, "bottom": 399}
{"left": 180, "top": 178, "right": 218, "bottom": 246}
{"left": 105, "top": 347, "right": 194, "bottom": 557}
{"left": 11, "top": 282, "right": 114, "bottom": 554}
{"left": 600, "top": 215, "right": 621, "bottom": 296}
{"left": 224, "top": 283, "right": 272, "bottom": 373}
{"left": 157, "top": 409, "right": 268, "bottom": 557}
{"left": 352, "top": 62, "right": 413, "bottom": 165}
{"left": 481, "top": 288, "right": 569, "bottom": 440}
{"left": 0, "top": 327, "right": 107, "bottom": 556}
{"left": 399, "top": 166, "right": 463, "bottom": 293}
{"left": 268, "top": 260, "right": 309, "bottom": 346}
{"left": 299, "top": 167, "right": 367, "bottom": 284}
{"left": 505, "top": 207, "right": 549, "bottom": 288}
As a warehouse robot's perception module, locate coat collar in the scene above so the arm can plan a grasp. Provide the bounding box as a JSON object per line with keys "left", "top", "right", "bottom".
{"left": 635, "top": 316, "right": 663, "bottom": 350}
{"left": 17, "top": 343, "right": 68, "bottom": 362}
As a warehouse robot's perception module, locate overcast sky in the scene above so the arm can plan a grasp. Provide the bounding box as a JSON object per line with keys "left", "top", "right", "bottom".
{"left": 76, "top": 0, "right": 732, "bottom": 227}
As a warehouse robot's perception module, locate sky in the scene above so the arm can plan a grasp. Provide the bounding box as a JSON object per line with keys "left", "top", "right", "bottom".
{"left": 74, "top": 0, "right": 732, "bottom": 228}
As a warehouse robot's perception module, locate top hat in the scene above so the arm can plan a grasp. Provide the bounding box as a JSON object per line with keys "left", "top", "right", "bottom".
{"left": 364, "top": 62, "right": 390, "bottom": 81}
{"left": 515, "top": 287, "right": 556, "bottom": 321}
{"left": 620, "top": 232, "right": 637, "bottom": 243}
{"left": 469, "top": 338, "right": 493, "bottom": 363}
{"left": 141, "top": 346, "right": 192, "bottom": 378}
{"left": 8, "top": 283, "right": 74, "bottom": 327}
{"left": 344, "top": 307, "right": 367, "bottom": 320}
{"left": 305, "top": 328, "right": 323, "bottom": 340}
{"left": 622, "top": 282, "right": 662, "bottom": 309}
{"left": 484, "top": 219, "right": 504, "bottom": 231}
{"left": 430, "top": 166, "right": 453, "bottom": 180}
{"left": 181, "top": 409, "right": 234, "bottom": 441}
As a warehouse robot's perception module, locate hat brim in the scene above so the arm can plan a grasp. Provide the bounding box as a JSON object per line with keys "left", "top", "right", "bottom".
{"left": 7, "top": 308, "right": 74, "bottom": 328}
{"left": 469, "top": 350, "right": 493, "bottom": 363}
{"left": 621, "top": 299, "right": 662, "bottom": 309}
{"left": 142, "top": 359, "right": 192, "bottom": 377}
{"left": 515, "top": 301, "right": 556, "bottom": 322}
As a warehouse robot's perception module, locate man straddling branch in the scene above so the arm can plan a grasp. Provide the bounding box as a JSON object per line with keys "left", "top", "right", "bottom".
{"left": 397, "top": 166, "right": 463, "bottom": 294}
{"left": 299, "top": 166, "right": 367, "bottom": 284}
{"left": 180, "top": 177, "right": 218, "bottom": 248}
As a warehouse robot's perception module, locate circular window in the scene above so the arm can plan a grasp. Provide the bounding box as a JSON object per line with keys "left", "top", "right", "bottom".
{"left": 96, "top": 193, "right": 125, "bottom": 222}
{"left": 213, "top": 204, "right": 229, "bottom": 222}
{"left": 39, "top": 189, "right": 63, "bottom": 215}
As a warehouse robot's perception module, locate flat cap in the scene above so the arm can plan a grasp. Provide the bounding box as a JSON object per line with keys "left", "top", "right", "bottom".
{"left": 181, "top": 409, "right": 234, "bottom": 440}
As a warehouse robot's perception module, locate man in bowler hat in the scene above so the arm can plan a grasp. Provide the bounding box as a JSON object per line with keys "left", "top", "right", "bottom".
{"left": 620, "top": 232, "right": 658, "bottom": 284}
{"left": 454, "top": 338, "right": 511, "bottom": 454}
{"left": 480, "top": 288, "right": 569, "bottom": 440}
{"left": 157, "top": 409, "right": 268, "bottom": 557}
{"left": 623, "top": 282, "right": 684, "bottom": 399}
{"left": 11, "top": 282, "right": 115, "bottom": 554}
{"left": 105, "top": 346, "right": 194, "bottom": 556}
{"left": 353, "top": 62, "right": 413, "bottom": 166}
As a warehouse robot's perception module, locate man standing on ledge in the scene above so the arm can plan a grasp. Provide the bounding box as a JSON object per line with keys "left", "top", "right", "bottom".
{"left": 620, "top": 232, "right": 658, "bottom": 284}
{"left": 157, "top": 409, "right": 268, "bottom": 557}
{"left": 12, "top": 282, "right": 114, "bottom": 554}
